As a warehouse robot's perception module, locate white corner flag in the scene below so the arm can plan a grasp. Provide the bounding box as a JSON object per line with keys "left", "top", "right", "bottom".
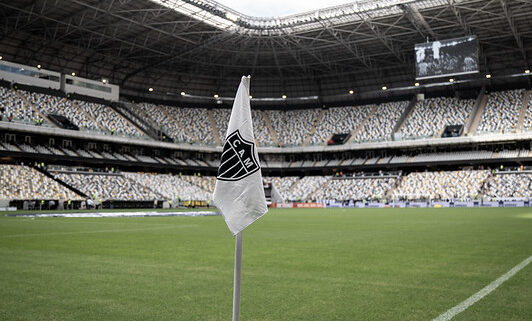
{"left": 213, "top": 76, "right": 267, "bottom": 321}
{"left": 213, "top": 76, "right": 268, "bottom": 235}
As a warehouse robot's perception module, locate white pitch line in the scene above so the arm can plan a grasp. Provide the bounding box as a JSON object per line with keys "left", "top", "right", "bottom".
{"left": 432, "top": 254, "right": 532, "bottom": 321}
{"left": 1, "top": 225, "right": 198, "bottom": 238}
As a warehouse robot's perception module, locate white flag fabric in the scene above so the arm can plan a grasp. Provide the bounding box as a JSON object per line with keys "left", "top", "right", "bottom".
{"left": 213, "top": 76, "right": 268, "bottom": 235}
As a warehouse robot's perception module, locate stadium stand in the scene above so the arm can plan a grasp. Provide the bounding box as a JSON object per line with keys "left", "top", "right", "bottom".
{"left": 252, "top": 110, "right": 276, "bottom": 146}
{"left": 476, "top": 89, "right": 524, "bottom": 134}
{"left": 484, "top": 172, "right": 532, "bottom": 198}
{"left": 284, "top": 176, "right": 329, "bottom": 201}
{"left": 308, "top": 105, "right": 373, "bottom": 145}
{"left": 353, "top": 101, "right": 407, "bottom": 142}
{"left": 268, "top": 109, "right": 320, "bottom": 146}
{"left": 400, "top": 97, "right": 475, "bottom": 139}
{"left": 212, "top": 108, "right": 231, "bottom": 142}
{"left": 521, "top": 92, "right": 532, "bottom": 132}
{"left": 54, "top": 171, "right": 160, "bottom": 201}
{"left": 25, "top": 91, "right": 98, "bottom": 130}
{"left": 313, "top": 176, "right": 397, "bottom": 201}
{"left": 392, "top": 169, "right": 490, "bottom": 200}
{"left": 0, "top": 164, "right": 80, "bottom": 200}
{"left": 137, "top": 103, "right": 214, "bottom": 144}
{"left": 0, "top": 87, "right": 36, "bottom": 123}
{"left": 180, "top": 174, "right": 216, "bottom": 195}
{"left": 263, "top": 176, "right": 299, "bottom": 201}
{"left": 75, "top": 100, "right": 143, "bottom": 137}
{"left": 124, "top": 172, "right": 212, "bottom": 201}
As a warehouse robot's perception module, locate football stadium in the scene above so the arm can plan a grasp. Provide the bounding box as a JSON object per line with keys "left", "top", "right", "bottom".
{"left": 1, "top": 0, "right": 532, "bottom": 320}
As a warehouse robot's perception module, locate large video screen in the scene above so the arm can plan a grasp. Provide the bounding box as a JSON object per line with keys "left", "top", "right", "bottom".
{"left": 415, "top": 36, "right": 479, "bottom": 80}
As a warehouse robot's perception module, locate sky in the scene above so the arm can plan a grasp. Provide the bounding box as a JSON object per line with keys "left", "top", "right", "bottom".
{"left": 216, "top": 0, "right": 352, "bottom": 17}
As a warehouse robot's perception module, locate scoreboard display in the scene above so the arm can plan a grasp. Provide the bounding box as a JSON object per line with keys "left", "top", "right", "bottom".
{"left": 415, "top": 36, "right": 479, "bottom": 80}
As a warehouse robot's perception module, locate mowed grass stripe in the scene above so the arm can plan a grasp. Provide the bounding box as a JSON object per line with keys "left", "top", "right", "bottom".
{"left": 0, "top": 208, "right": 531, "bottom": 321}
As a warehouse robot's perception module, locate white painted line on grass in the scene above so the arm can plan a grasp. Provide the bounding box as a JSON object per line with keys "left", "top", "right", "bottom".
{"left": 2, "top": 224, "right": 198, "bottom": 238}
{"left": 432, "top": 254, "right": 532, "bottom": 321}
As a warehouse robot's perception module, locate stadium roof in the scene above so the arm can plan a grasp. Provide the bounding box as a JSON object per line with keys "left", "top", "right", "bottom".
{"left": 0, "top": 0, "right": 531, "bottom": 105}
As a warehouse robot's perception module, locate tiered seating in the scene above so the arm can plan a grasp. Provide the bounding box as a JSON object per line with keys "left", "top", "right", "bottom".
{"left": 138, "top": 103, "right": 182, "bottom": 140}
{"left": 55, "top": 172, "right": 160, "bottom": 200}
{"left": 124, "top": 172, "right": 212, "bottom": 201}
{"left": 313, "top": 177, "right": 397, "bottom": 201}
{"left": 210, "top": 109, "right": 276, "bottom": 146}
{"left": 484, "top": 173, "right": 532, "bottom": 198}
{"left": 308, "top": 105, "right": 373, "bottom": 145}
{"left": 353, "top": 101, "right": 407, "bottom": 142}
{"left": 477, "top": 89, "right": 524, "bottom": 134}
{"left": 0, "top": 87, "right": 35, "bottom": 122}
{"left": 137, "top": 103, "right": 214, "bottom": 144}
{"left": 180, "top": 175, "right": 216, "bottom": 194}
{"left": 76, "top": 100, "right": 142, "bottom": 137}
{"left": 264, "top": 176, "right": 299, "bottom": 200}
{"left": 401, "top": 97, "right": 475, "bottom": 138}
{"left": 0, "top": 165, "right": 80, "bottom": 200}
{"left": 393, "top": 170, "right": 489, "bottom": 200}
{"left": 160, "top": 105, "right": 214, "bottom": 144}
{"left": 285, "top": 176, "right": 329, "bottom": 201}
{"left": 213, "top": 108, "right": 231, "bottom": 140}
{"left": 268, "top": 109, "right": 320, "bottom": 146}
{"left": 252, "top": 110, "right": 275, "bottom": 146}
{"left": 521, "top": 92, "right": 532, "bottom": 132}
{"left": 26, "top": 92, "right": 98, "bottom": 129}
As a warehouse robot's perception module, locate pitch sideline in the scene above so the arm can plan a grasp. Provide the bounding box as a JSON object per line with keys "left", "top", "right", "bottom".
{"left": 432, "top": 254, "right": 532, "bottom": 321}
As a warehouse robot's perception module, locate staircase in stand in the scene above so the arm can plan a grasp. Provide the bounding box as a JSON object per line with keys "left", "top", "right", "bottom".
{"left": 348, "top": 104, "right": 379, "bottom": 143}
{"left": 516, "top": 89, "right": 532, "bottom": 131}
{"left": 468, "top": 93, "right": 489, "bottom": 134}
{"left": 207, "top": 109, "right": 222, "bottom": 145}
{"left": 14, "top": 90, "right": 56, "bottom": 126}
{"left": 392, "top": 96, "right": 418, "bottom": 139}
{"left": 118, "top": 102, "right": 167, "bottom": 140}
{"left": 262, "top": 111, "right": 280, "bottom": 146}
{"left": 35, "top": 166, "right": 87, "bottom": 198}
{"left": 303, "top": 109, "right": 327, "bottom": 145}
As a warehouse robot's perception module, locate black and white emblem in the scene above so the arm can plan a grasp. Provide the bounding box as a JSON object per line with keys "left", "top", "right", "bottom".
{"left": 217, "top": 130, "right": 260, "bottom": 181}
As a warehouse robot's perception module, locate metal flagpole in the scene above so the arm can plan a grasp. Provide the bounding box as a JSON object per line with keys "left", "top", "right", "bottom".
{"left": 232, "top": 231, "right": 243, "bottom": 321}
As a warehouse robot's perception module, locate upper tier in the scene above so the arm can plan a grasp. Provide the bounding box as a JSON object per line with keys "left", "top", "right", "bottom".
{"left": 1, "top": 85, "right": 531, "bottom": 148}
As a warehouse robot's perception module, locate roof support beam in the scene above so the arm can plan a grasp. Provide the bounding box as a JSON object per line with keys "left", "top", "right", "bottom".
{"left": 500, "top": 0, "right": 529, "bottom": 69}
{"left": 399, "top": 4, "right": 436, "bottom": 39}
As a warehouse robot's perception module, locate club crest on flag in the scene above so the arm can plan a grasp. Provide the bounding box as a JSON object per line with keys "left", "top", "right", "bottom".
{"left": 217, "top": 130, "right": 259, "bottom": 181}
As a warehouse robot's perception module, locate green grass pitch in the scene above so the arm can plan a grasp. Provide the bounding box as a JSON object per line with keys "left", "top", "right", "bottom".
{"left": 1, "top": 207, "right": 531, "bottom": 321}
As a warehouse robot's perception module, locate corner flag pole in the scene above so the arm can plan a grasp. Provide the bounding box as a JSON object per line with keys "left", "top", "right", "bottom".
{"left": 232, "top": 231, "right": 243, "bottom": 321}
